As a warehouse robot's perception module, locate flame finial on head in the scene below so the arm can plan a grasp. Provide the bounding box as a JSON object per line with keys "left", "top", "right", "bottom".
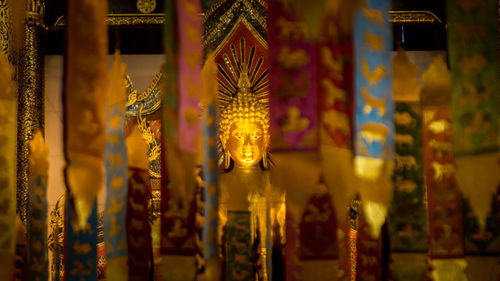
{"left": 237, "top": 64, "right": 252, "bottom": 91}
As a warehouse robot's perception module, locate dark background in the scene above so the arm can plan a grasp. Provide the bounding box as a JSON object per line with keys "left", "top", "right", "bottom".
{"left": 43, "top": 0, "right": 446, "bottom": 55}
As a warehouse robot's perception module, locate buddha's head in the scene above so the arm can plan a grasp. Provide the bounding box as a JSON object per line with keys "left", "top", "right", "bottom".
{"left": 220, "top": 65, "right": 270, "bottom": 169}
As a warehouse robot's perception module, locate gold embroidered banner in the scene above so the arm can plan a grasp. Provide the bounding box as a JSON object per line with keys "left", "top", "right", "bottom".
{"left": 65, "top": 0, "right": 107, "bottom": 229}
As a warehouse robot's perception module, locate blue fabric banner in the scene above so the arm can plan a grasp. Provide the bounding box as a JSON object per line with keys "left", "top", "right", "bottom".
{"left": 65, "top": 197, "right": 98, "bottom": 281}
{"left": 201, "top": 104, "right": 220, "bottom": 260}
{"left": 103, "top": 104, "right": 128, "bottom": 259}
{"left": 27, "top": 175, "right": 48, "bottom": 281}
{"left": 353, "top": 0, "right": 394, "bottom": 174}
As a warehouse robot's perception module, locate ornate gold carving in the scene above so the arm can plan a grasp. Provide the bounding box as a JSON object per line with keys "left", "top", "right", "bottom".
{"left": 54, "top": 14, "right": 164, "bottom": 27}
{"left": 0, "top": 1, "right": 14, "bottom": 64}
{"left": 17, "top": 15, "right": 44, "bottom": 224}
{"left": 136, "top": 104, "right": 161, "bottom": 178}
{"left": 26, "top": 0, "right": 45, "bottom": 27}
{"left": 204, "top": 10, "right": 267, "bottom": 50}
{"left": 388, "top": 11, "right": 442, "bottom": 24}
{"left": 136, "top": 0, "right": 157, "bottom": 14}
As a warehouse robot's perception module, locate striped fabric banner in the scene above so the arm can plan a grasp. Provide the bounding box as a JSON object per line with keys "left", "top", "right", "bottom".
{"left": 0, "top": 51, "right": 16, "bottom": 263}
{"left": 268, "top": 0, "right": 318, "bottom": 152}
{"left": 27, "top": 132, "right": 49, "bottom": 281}
{"left": 65, "top": 198, "right": 98, "bottom": 281}
{"left": 353, "top": 0, "right": 394, "bottom": 238}
{"left": 103, "top": 51, "right": 128, "bottom": 275}
{"left": 447, "top": 0, "right": 500, "bottom": 236}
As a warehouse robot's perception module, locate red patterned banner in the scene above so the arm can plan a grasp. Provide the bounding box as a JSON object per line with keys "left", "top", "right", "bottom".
{"left": 318, "top": 19, "right": 352, "bottom": 150}
{"left": 316, "top": 14, "right": 355, "bottom": 281}
{"left": 299, "top": 192, "right": 337, "bottom": 260}
{"left": 268, "top": 0, "right": 318, "bottom": 152}
{"left": 161, "top": 0, "right": 198, "bottom": 262}
{"left": 127, "top": 168, "right": 152, "bottom": 279}
{"left": 423, "top": 107, "right": 464, "bottom": 258}
{"left": 420, "top": 56, "right": 465, "bottom": 260}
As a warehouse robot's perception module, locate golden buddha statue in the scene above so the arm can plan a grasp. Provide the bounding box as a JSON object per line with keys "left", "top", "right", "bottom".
{"left": 219, "top": 64, "right": 283, "bottom": 280}
{"left": 219, "top": 64, "right": 270, "bottom": 171}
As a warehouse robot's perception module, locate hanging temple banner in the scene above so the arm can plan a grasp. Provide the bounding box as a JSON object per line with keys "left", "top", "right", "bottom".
{"left": 268, "top": 0, "right": 318, "bottom": 151}
{"left": 63, "top": 0, "right": 107, "bottom": 279}
{"left": 127, "top": 168, "right": 152, "bottom": 279}
{"left": 389, "top": 50, "right": 427, "bottom": 252}
{"left": 420, "top": 55, "right": 469, "bottom": 278}
{"left": 353, "top": 0, "right": 394, "bottom": 238}
{"left": 27, "top": 132, "right": 49, "bottom": 281}
{"left": 64, "top": 0, "right": 107, "bottom": 229}
{"left": 177, "top": 0, "right": 203, "bottom": 154}
{"left": 103, "top": 51, "right": 129, "bottom": 279}
{"left": 200, "top": 54, "right": 220, "bottom": 268}
{"left": 65, "top": 198, "right": 98, "bottom": 281}
{"left": 447, "top": 0, "right": 500, "bottom": 240}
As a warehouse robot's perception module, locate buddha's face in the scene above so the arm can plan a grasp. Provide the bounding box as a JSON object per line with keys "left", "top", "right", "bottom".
{"left": 227, "top": 120, "right": 267, "bottom": 168}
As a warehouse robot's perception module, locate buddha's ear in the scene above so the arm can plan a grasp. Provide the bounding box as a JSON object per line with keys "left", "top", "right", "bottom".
{"left": 219, "top": 134, "right": 226, "bottom": 149}
{"left": 224, "top": 149, "right": 231, "bottom": 170}
{"left": 262, "top": 150, "right": 269, "bottom": 170}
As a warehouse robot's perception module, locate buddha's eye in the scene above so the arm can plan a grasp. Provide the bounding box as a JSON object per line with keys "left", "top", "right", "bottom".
{"left": 233, "top": 131, "right": 243, "bottom": 140}
{"left": 252, "top": 131, "right": 261, "bottom": 139}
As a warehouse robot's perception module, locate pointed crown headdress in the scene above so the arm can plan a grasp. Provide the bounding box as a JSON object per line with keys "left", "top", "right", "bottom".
{"left": 219, "top": 63, "right": 270, "bottom": 150}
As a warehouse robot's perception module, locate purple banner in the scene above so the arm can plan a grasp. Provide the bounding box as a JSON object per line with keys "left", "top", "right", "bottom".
{"left": 177, "top": 0, "right": 202, "bottom": 153}
{"left": 268, "top": 0, "right": 318, "bottom": 151}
